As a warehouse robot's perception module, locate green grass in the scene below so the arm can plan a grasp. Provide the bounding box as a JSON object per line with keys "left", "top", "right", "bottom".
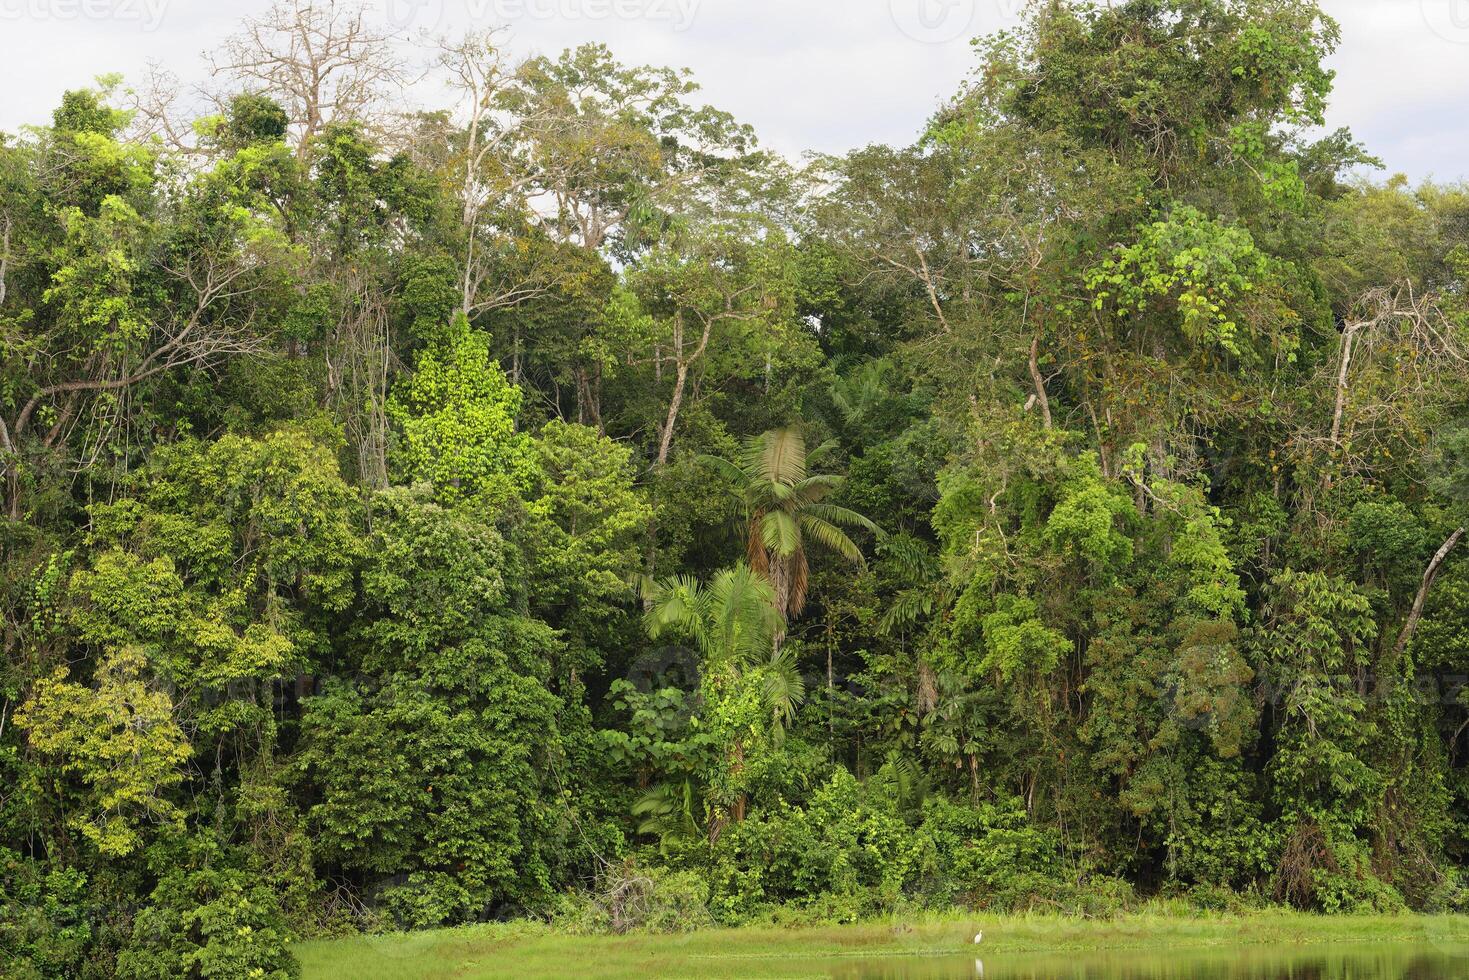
{"left": 294, "top": 910, "right": 1469, "bottom": 979}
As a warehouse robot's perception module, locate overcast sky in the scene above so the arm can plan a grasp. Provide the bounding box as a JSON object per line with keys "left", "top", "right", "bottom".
{"left": 0, "top": 0, "right": 1465, "bottom": 181}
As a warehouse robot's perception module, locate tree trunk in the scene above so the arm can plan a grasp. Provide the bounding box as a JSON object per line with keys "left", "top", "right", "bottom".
{"left": 1394, "top": 527, "right": 1466, "bottom": 659}
{"left": 575, "top": 365, "right": 603, "bottom": 432}
{"left": 0, "top": 411, "right": 15, "bottom": 521}
{"left": 656, "top": 312, "right": 715, "bottom": 466}
{"left": 460, "top": 233, "right": 477, "bottom": 316}
{"left": 1029, "top": 332, "right": 1052, "bottom": 429}
{"left": 827, "top": 642, "right": 834, "bottom": 733}
{"left": 656, "top": 362, "right": 688, "bottom": 468}
{"left": 0, "top": 214, "right": 11, "bottom": 309}
{"left": 915, "top": 247, "right": 950, "bottom": 333}
{"left": 3, "top": 462, "right": 17, "bottom": 522}
{"left": 1330, "top": 321, "right": 1362, "bottom": 449}
{"left": 591, "top": 363, "right": 604, "bottom": 435}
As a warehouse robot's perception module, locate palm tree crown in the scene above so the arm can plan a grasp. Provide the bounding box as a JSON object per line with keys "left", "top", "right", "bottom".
{"left": 642, "top": 564, "right": 805, "bottom": 836}
{"left": 643, "top": 563, "right": 784, "bottom": 669}
{"left": 703, "top": 427, "right": 880, "bottom": 620}
{"left": 642, "top": 563, "right": 806, "bottom": 734}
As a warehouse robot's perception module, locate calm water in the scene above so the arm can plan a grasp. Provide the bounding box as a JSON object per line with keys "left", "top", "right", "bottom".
{"left": 808, "top": 944, "right": 1467, "bottom": 979}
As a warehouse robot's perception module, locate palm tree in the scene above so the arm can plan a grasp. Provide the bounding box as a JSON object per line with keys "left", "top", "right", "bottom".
{"left": 642, "top": 563, "right": 804, "bottom": 836}
{"left": 702, "top": 428, "right": 880, "bottom": 626}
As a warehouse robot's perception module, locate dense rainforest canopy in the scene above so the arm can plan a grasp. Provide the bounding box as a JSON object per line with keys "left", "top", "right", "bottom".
{"left": 4, "top": 1, "right": 1469, "bottom": 975}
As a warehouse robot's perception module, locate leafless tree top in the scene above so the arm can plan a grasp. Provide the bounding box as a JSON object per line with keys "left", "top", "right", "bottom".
{"left": 208, "top": 0, "right": 414, "bottom": 156}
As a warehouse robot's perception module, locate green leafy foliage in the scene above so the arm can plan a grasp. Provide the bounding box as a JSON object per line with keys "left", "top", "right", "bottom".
{"left": 390, "top": 317, "right": 539, "bottom": 507}
{"left": 1087, "top": 208, "right": 1270, "bottom": 357}
{"left": 4, "top": 5, "right": 1469, "bottom": 974}
{"left": 296, "top": 487, "right": 569, "bottom": 926}
{"left": 18, "top": 648, "right": 191, "bottom": 857}
{"left": 119, "top": 840, "right": 299, "bottom": 980}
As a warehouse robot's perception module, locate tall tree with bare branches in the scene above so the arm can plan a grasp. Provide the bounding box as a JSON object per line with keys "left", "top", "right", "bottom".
{"left": 209, "top": 0, "right": 412, "bottom": 158}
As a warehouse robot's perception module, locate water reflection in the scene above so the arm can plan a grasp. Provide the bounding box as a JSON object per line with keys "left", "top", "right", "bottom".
{"left": 817, "top": 944, "right": 1466, "bottom": 979}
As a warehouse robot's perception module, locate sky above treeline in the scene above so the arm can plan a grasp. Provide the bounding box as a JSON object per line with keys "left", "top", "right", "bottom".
{"left": 0, "top": 0, "right": 1464, "bottom": 182}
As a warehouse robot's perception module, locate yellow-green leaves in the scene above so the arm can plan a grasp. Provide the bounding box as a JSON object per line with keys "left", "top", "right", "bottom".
{"left": 979, "top": 595, "right": 1070, "bottom": 683}
{"left": 390, "top": 318, "right": 538, "bottom": 508}
{"left": 42, "top": 196, "right": 150, "bottom": 353}
{"left": 1043, "top": 458, "right": 1135, "bottom": 574}
{"left": 1086, "top": 207, "right": 1270, "bottom": 358}
{"left": 18, "top": 648, "right": 191, "bottom": 857}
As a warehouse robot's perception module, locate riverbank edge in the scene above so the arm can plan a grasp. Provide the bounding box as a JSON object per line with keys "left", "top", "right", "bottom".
{"left": 294, "top": 910, "right": 1469, "bottom": 978}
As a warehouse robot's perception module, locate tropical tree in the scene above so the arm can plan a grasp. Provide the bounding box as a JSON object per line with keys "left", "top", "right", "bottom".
{"left": 388, "top": 314, "right": 539, "bottom": 508}
{"left": 642, "top": 564, "right": 801, "bottom": 836}
{"left": 703, "top": 427, "right": 879, "bottom": 623}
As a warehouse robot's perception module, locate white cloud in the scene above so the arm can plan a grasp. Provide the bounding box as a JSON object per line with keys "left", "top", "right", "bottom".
{"left": 0, "top": 0, "right": 1462, "bottom": 181}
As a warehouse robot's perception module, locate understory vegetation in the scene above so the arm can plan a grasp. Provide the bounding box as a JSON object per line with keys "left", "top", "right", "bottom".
{"left": 3, "top": 1, "right": 1469, "bottom": 977}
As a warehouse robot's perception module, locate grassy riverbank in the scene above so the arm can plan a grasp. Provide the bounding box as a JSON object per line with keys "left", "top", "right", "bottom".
{"left": 294, "top": 911, "right": 1469, "bottom": 979}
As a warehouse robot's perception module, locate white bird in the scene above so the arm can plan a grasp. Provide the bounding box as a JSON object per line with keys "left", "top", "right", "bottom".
{"left": 973, "top": 931, "right": 983, "bottom": 944}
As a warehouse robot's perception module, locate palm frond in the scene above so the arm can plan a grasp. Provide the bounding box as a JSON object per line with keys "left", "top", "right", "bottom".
{"left": 712, "top": 425, "right": 880, "bottom": 627}
{"left": 761, "top": 647, "right": 806, "bottom": 735}
{"left": 740, "top": 428, "right": 807, "bottom": 486}
{"left": 879, "top": 534, "right": 937, "bottom": 578}
{"left": 798, "top": 514, "right": 865, "bottom": 564}
{"left": 765, "top": 480, "right": 797, "bottom": 504}
{"left": 803, "top": 501, "right": 881, "bottom": 535}
{"left": 878, "top": 588, "right": 935, "bottom": 634}
{"left": 632, "top": 781, "right": 701, "bottom": 846}
{"left": 788, "top": 549, "right": 810, "bottom": 616}
{"left": 695, "top": 452, "right": 748, "bottom": 490}
{"left": 643, "top": 575, "right": 711, "bottom": 650}
{"left": 760, "top": 510, "right": 801, "bottom": 558}
{"left": 806, "top": 438, "right": 840, "bottom": 469}
{"left": 790, "top": 474, "right": 843, "bottom": 505}
{"left": 707, "top": 563, "right": 782, "bottom": 665}
{"left": 873, "top": 750, "right": 921, "bottom": 802}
